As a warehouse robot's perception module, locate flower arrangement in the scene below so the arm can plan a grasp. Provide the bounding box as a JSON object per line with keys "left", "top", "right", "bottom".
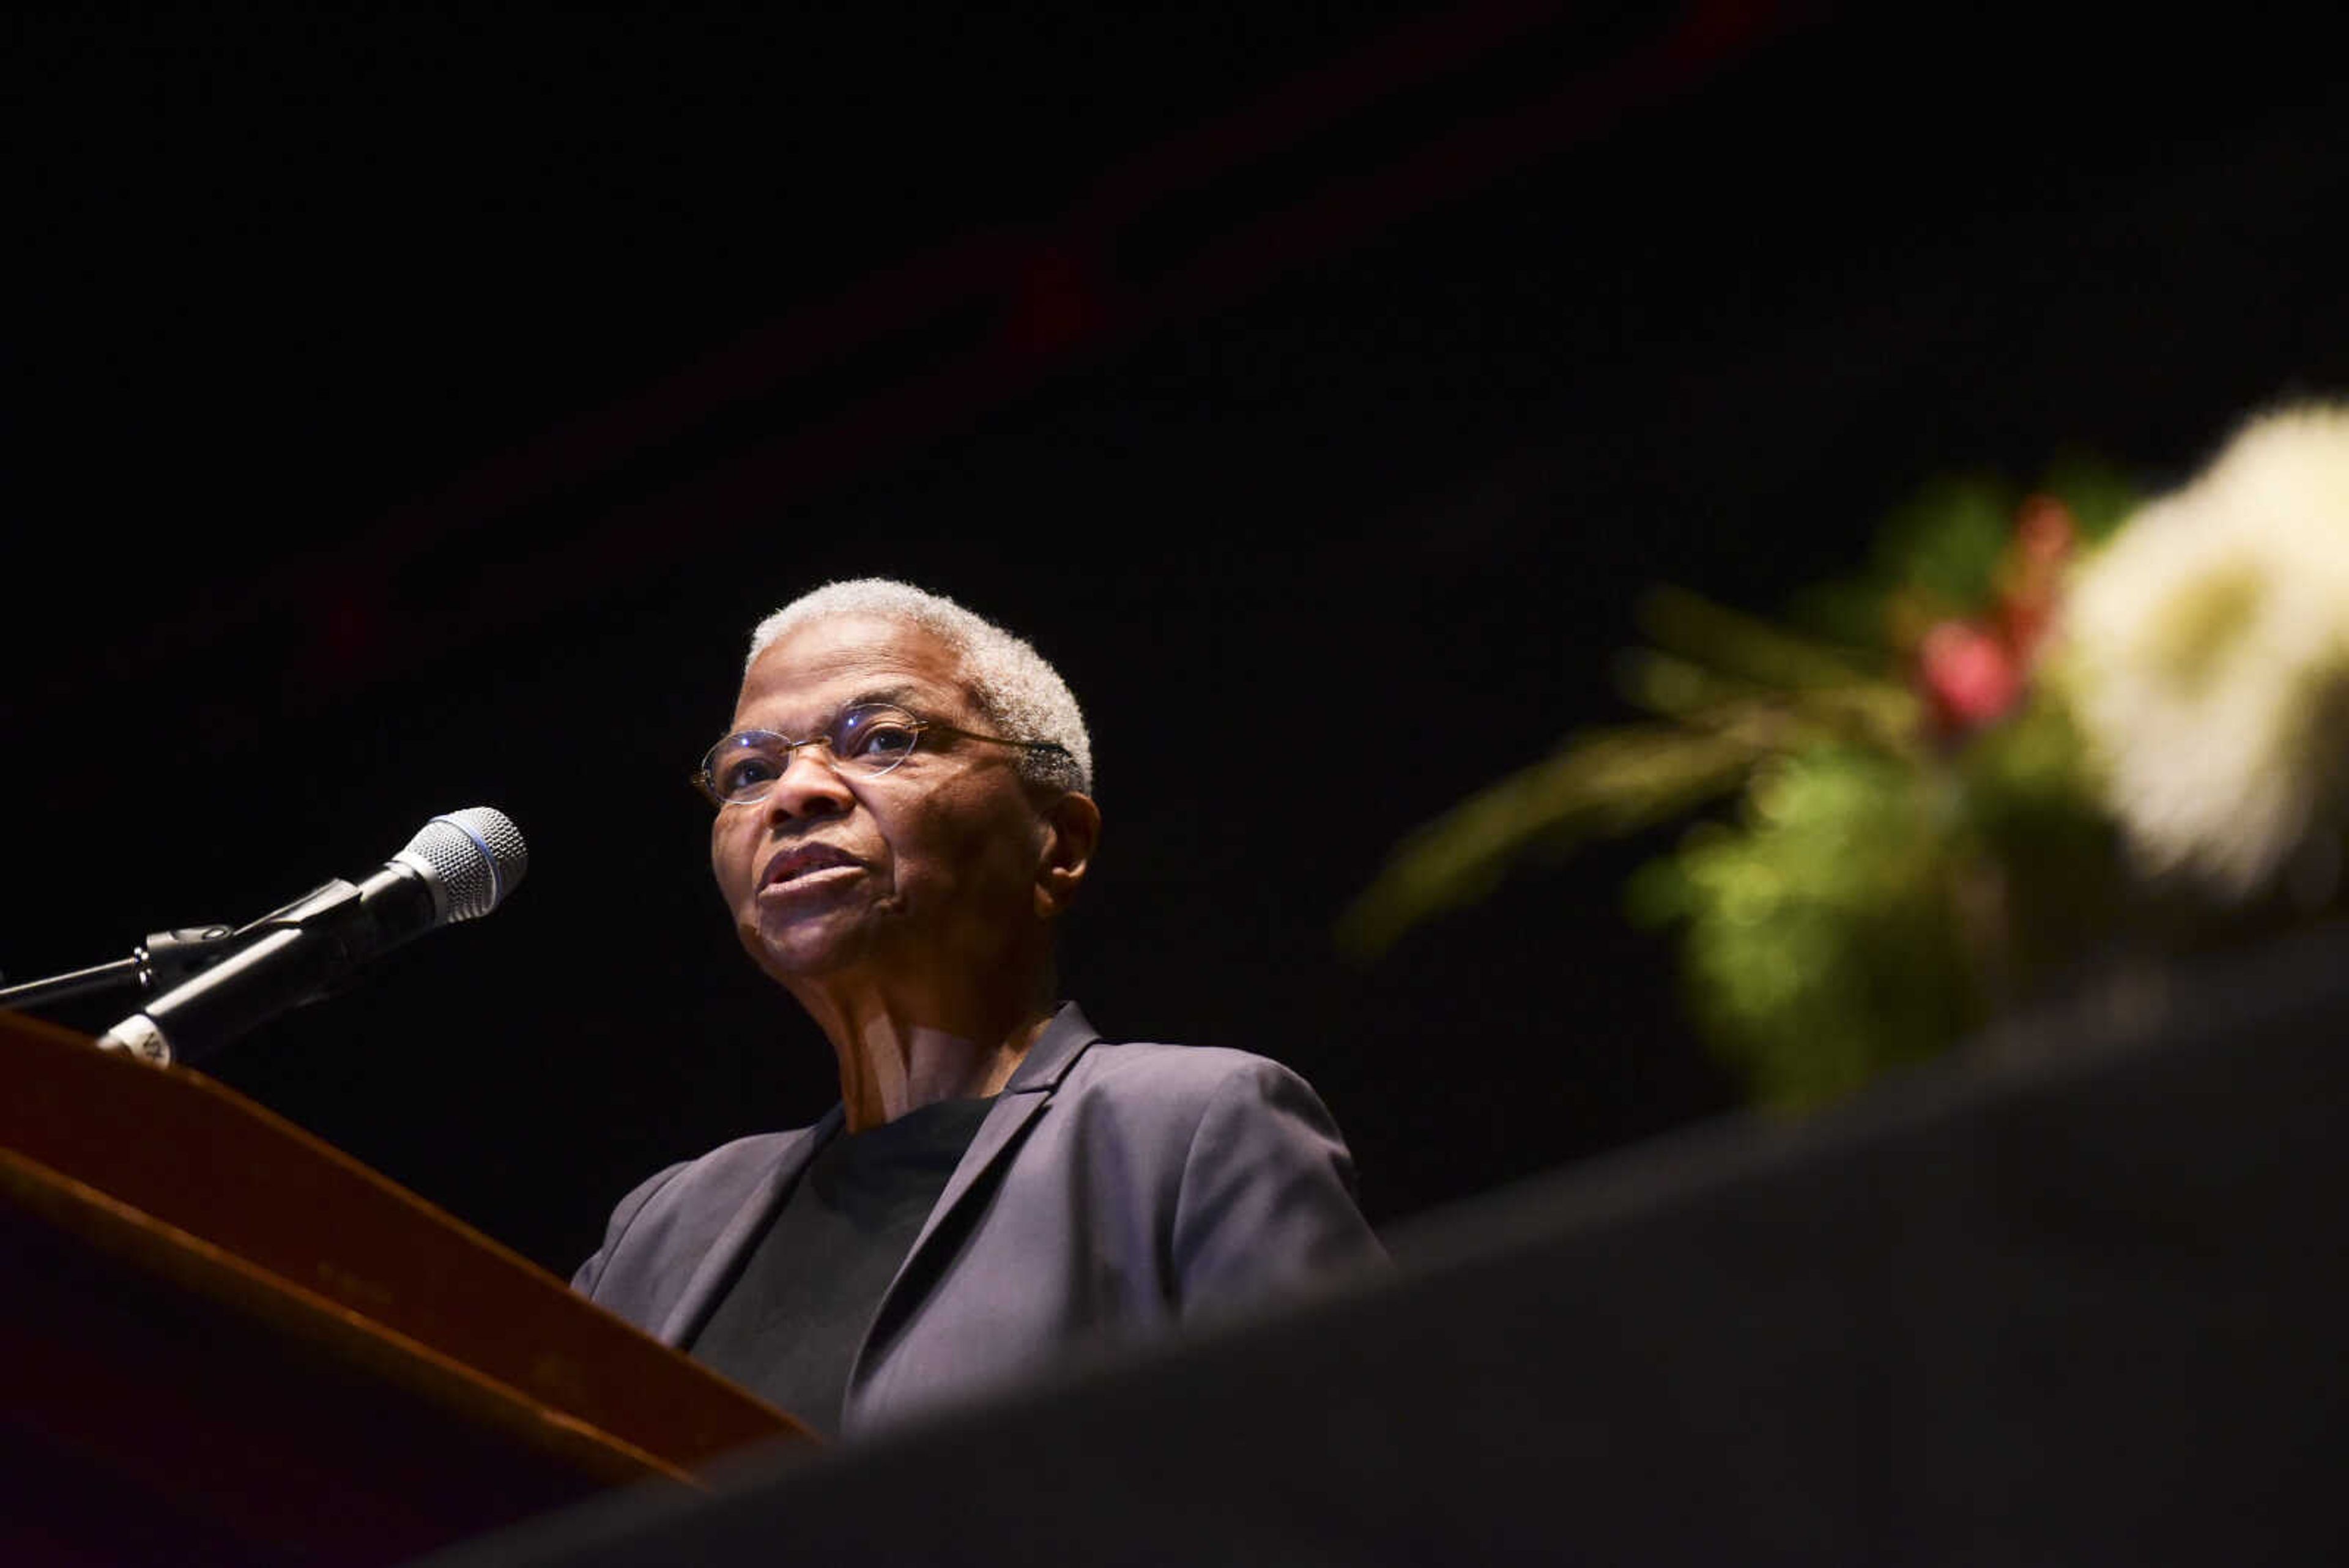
{"left": 1339, "top": 399, "right": 2349, "bottom": 1109}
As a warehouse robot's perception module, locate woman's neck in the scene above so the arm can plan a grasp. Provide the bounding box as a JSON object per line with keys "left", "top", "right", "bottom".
{"left": 791, "top": 973, "right": 1058, "bottom": 1132}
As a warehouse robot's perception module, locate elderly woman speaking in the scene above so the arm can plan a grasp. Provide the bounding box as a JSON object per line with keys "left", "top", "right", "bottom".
{"left": 572, "top": 579, "right": 1382, "bottom": 1438}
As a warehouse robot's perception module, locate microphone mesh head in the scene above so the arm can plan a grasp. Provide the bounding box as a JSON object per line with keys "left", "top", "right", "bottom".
{"left": 400, "top": 806, "right": 529, "bottom": 923}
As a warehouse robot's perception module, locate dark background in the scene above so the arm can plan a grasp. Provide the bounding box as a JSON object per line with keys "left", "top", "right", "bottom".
{"left": 9, "top": 3, "right": 2347, "bottom": 1276}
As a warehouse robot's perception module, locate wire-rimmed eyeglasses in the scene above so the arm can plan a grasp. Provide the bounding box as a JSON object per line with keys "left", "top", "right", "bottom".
{"left": 693, "top": 702, "right": 1071, "bottom": 806}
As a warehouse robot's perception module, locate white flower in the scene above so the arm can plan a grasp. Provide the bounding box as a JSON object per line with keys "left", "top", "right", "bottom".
{"left": 2055, "top": 400, "right": 2349, "bottom": 901}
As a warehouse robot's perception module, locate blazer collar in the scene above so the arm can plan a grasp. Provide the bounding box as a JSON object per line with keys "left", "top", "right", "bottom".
{"left": 659, "top": 1003, "right": 1100, "bottom": 1353}
{"left": 1001, "top": 999, "right": 1100, "bottom": 1096}
{"left": 845, "top": 1000, "right": 1100, "bottom": 1400}
{"left": 888, "top": 1000, "right": 1099, "bottom": 1265}
{"left": 656, "top": 1102, "right": 845, "bottom": 1346}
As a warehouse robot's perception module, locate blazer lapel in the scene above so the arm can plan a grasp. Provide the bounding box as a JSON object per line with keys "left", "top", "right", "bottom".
{"left": 655, "top": 1102, "right": 846, "bottom": 1346}
{"left": 844, "top": 1004, "right": 1101, "bottom": 1392}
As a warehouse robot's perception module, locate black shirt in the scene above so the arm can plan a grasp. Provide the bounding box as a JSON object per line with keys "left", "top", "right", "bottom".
{"left": 686, "top": 1096, "right": 994, "bottom": 1435}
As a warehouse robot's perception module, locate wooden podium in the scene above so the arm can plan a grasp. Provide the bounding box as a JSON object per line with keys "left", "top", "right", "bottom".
{"left": 0, "top": 1009, "right": 812, "bottom": 1567}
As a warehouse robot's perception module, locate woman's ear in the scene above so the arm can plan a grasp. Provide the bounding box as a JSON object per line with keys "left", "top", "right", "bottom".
{"left": 1034, "top": 792, "right": 1100, "bottom": 920}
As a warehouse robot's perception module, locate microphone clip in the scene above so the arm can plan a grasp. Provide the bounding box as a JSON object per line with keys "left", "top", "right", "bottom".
{"left": 0, "top": 924, "right": 244, "bottom": 1016}
{"left": 96, "top": 872, "right": 423, "bottom": 1068}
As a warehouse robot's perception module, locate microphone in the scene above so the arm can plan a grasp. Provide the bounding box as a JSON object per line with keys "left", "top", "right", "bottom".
{"left": 97, "top": 806, "right": 528, "bottom": 1067}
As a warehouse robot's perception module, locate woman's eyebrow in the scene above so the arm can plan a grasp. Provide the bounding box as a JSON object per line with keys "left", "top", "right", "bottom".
{"left": 840, "top": 685, "right": 922, "bottom": 712}
{"left": 735, "top": 686, "right": 926, "bottom": 738}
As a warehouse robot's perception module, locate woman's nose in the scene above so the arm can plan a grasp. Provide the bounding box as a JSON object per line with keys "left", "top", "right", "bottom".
{"left": 762, "top": 741, "right": 853, "bottom": 821}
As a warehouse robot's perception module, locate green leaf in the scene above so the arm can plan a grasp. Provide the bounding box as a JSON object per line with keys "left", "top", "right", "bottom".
{"left": 1633, "top": 748, "right": 1981, "bottom": 1109}
{"left": 1335, "top": 725, "right": 1764, "bottom": 959}
{"left": 2035, "top": 449, "right": 2139, "bottom": 544}
{"left": 1632, "top": 584, "right": 1887, "bottom": 692}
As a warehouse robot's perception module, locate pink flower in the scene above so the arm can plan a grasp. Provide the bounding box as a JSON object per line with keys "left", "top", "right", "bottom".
{"left": 1919, "top": 619, "right": 2024, "bottom": 734}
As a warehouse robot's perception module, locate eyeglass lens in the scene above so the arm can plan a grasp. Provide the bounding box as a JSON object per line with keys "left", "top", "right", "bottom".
{"left": 703, "top": 704, "right": 922, "bottom": 801}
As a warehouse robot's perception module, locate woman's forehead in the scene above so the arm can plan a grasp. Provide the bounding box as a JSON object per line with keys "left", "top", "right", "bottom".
{"left": 733, "top": 615, "right": 969, "bottom": 721}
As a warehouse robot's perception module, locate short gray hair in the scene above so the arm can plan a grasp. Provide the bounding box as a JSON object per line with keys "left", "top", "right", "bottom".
{"left": 746, "top": 578, "right": 1094, "bottom": 795}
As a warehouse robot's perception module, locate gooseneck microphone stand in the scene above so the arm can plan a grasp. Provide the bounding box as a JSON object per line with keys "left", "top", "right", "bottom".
{"left": 0, "top": 926, "right": 247, "bottom": 1016}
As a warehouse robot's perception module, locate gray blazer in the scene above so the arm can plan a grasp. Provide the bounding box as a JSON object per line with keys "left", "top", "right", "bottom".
{"left": 572, "top": 1003, "right": 1384, "bottom": 1435}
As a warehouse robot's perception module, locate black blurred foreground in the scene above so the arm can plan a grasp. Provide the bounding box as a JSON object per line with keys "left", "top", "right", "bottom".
{"left": 411, "top": 918, "right": 2349, "bottom": 1567}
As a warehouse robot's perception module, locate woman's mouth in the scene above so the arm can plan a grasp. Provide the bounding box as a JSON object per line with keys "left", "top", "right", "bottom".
{"left": 759, "top": 843, "right": 864, "bottom": 899}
